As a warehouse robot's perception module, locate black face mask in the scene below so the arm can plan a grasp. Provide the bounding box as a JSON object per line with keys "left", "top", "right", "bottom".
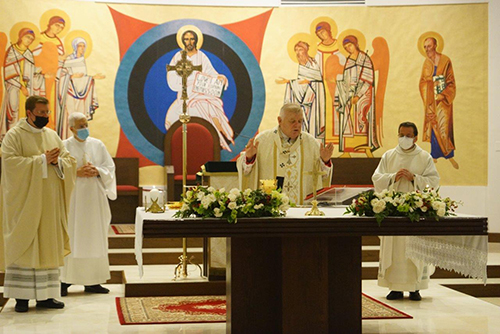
{"left": 32, "top": 115, "right": 49, "bottom": 128}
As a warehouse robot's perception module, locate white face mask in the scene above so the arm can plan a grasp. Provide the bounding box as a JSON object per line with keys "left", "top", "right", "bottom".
{"left": 398, "top": 136, "right": 415, "bottom": 150}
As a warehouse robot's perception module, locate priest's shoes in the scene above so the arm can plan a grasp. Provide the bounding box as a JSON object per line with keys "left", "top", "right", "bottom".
{"left": 386, "top": 291, "right": 404, "bottom": 300}
{"left": 15, "top": 299, "right": 29, "bottom": 312}
{"left": 36, "top": 298, "right": 65, "bottom": 309}
{"left": 84, "top": 284, "right": 110, "bottom": 294}
{"left": 409, "top": 291, "right": 422, "bottom": 301}
{"left": 61, "top": 283, "right": 71, "bottom": 297}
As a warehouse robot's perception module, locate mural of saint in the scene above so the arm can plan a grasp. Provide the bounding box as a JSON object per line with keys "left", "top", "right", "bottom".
{"left": 418, "top": 33, "right": 458, "bottom": 169}
{"left": 57, "top": 34, "right": 104, "bottom": 139}
{"left": 0, "top": 26, "right": 46, "bottom": 141}
{"left": 32, "top": 12, "right": 70, "bottom": 130}
{"left": 277, "top": 39, "right": 326, "bottom": 139}
{"left": 165, "top": 27, "right": 234, "bottom": 152}
{"left": 335, "top": 34, "right": 380, "bottom": 157}
{"left": 312, "top": 18, "right": 345, "bottom": 142}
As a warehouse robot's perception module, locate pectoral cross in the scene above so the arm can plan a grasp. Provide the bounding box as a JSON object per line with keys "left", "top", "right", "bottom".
{"left": 166, "top": 50, "right": 202, "bottom": 121}
{"left": 305, "top": 161, "right": 326, "bottom": 216}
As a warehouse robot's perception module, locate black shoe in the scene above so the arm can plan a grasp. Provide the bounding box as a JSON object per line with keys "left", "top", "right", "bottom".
{"left": 61, "top": 283, "right": 71, "bottom": 297}
{"left": 386, "top": 291, "right": 404, "bottom": 300}
{"left": 36, "top": 298, "right": 65, "bottom": 309}
{"left": 409, "top": 290, "right": 422, "bottom": 301}
{"left": 15, "top": 299, "right": 29, "bottom": 313}
{"left": 84, "top": 284, "right": 110, "bottom": 294}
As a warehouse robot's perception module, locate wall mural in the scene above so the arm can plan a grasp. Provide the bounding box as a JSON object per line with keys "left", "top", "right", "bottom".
{"left": 0, "top": 1, "right": 488, "bottom": 186}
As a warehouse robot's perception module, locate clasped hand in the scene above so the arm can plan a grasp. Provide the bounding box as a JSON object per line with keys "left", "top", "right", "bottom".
{"left": 395, "top": 168, "right": 414, "bottom": 182}
{"left": 45, "top": 147, "right": 60, "bottom": 165}
{"left": 77, "top": 162, "right": 99, "bottom": 178}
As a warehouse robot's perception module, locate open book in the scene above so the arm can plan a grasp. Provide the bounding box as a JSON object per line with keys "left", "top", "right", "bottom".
{"left": 193, "top": 72, "right": 225, "bottom": 98}
{"left": 304, "top": 185, "right": 373, "bottom": 206}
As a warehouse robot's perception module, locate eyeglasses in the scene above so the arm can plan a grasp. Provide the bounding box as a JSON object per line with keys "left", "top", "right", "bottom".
{"left": 33, "top": 110, "right": 52, "bottom": 116}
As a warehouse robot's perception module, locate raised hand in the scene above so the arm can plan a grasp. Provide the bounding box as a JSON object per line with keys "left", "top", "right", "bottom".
{"left": 245, "top": 137, "right": 259, "bottom": 159}
{"left": 320, "top": 142, "right": 334, "bottom": 163}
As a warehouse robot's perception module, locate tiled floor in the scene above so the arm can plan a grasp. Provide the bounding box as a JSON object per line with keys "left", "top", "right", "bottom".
{"left": 1, "top": 277, "right": 499, "bottom": 333}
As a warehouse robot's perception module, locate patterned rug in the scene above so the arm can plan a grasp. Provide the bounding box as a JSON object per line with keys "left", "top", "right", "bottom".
{"left": 111, "top": 224, "right": 135, "bottom": 235}
{"left": 115, "top": 294, "right": 411, "bottom": 325}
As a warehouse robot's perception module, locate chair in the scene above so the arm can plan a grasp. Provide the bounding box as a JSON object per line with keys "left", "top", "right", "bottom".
{"left": 164, "top": 117, "right": 221, "bottom": 201}
{"left": 109, "top": 157, "right": 142, "bottom": 223}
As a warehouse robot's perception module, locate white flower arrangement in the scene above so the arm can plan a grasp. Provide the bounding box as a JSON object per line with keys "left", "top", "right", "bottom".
{"left": 345, "top": 187, "right": 460, "bottom": 225}
{"left": 173, "top": 186, "right": 290, "bottom": 223}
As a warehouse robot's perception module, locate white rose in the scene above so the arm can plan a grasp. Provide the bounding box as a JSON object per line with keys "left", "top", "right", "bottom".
{"left": 197, "top": 192, "right": 204, "bottom": 200}
{"left": 228, "top": 202, "right": 237, "bottom": 210}
{"left": 432, "top": 201, "right": 441, "bottom": 210}
{"left": 207, "top": 186, "right": 215, "bottom": 193}
{"left": 281, "top": 195, "right": 290, "bottom": 205}
{"left": 214, "top": 207, "right": 223, "bottom": 218}
{"left": 373, "top": 200, "right": 386, "bottom": 214}
{"left": 230, "top": 188, "right": 240, "bottom": 196}
{"left": 371, "top": 198, "right": 379, "bottom": 206}
{"left": 219, "top": 187, "right": 226, "bottom": 193}
{"left": 279, "top": 204, "right": 290, "bottom": 212}
{"left": 415, "top": 199, "right": 423, "bottom": 208}
{"left": 437, "top": 208, "right": 446, "bottom": 217}
{"left": 244, "top": 188, "right": 252, "bottom": 196}
{"left": 228, "top": 194, "right": 237, "bottom": 202}
{"left": 421, "top": 206, "right": 428, "bottom": 212}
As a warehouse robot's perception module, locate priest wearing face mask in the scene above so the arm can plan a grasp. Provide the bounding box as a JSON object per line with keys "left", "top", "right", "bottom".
{"left": 372, "top": 121, "right": 440, "bottom": 301}
{"left": 1, "top": 96, "right": 77, "bottom": 312}
{"left": 60, "top": 112, "right": 117, "bottom": 296}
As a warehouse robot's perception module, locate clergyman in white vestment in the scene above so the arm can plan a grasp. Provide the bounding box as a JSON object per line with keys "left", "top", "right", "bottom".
{"left": 372, "top": 121, "right": 440, "bottom": 301}
{"left": 237, "top": 103, "right": 334, "bottom": 205}
{"left": 60, "top": 112, "right": 117, "bottom": 295}
{"left": 1, "top": 96, "right": 76, "bottom": 312}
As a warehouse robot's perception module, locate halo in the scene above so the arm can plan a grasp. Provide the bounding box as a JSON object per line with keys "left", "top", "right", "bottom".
{"left": 310, "top": 16, "right": 338, "bottom": 42}
{"left": 417, "top": 31, "right": 444, "bottom": 57}
{"left": 337, "top": 29, "right": 366, "bottom": 58}
{"left": 9, "top": 22, "right": 41, "bottom": 47}
{"left": 176, "top": 25, "right": 204, "bottom": 50}
{"left": 39, "top": 9, "right": 71, "bottom": 38}
{"left": 64, "top": 30, "right": 93, "bottom": 58}
{"left": 287, "top": 33, "right": 318, "bottom": 63}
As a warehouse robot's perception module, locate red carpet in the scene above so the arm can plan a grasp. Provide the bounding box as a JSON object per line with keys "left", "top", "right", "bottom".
{"left": 116, "top": 294, "right": 411, "bottom": 325}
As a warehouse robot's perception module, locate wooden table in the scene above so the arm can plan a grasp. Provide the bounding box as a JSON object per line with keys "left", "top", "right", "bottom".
{"left": 141, "top": 208, "right": 488, "bottom": 334}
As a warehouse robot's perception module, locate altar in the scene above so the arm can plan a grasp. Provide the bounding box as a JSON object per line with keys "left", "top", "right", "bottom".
{"left": 136, "top": 207, "right": 488, "bottom": 334}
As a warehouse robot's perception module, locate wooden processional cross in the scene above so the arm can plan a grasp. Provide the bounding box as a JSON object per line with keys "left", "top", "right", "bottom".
{"left": 166, "top": 49, "right": 203, "bottom": 279}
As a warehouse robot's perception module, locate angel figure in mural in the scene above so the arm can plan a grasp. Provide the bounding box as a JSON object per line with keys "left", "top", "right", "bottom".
{"left": 0, "top": 26, "right": 48, "bottom": 143}
{"left": 312, "top": 18, "right": 346, "bottom": 143}
{"left": 335, "top": 33, "right": 381, "bottom": 157}
{"left": 32, "top": 12, "right": 70, "bottom": 130}
{"left": 418, "top": 33, "right": 458, "bottom": 169}
{"left": 276, "top": 39, "right": 326, "bottom": 139}
{"left": 165, "top": 27, "right": 234, "bottom": 152}
{"left": 57, "top": 34, "right": 104, "bottom": 139}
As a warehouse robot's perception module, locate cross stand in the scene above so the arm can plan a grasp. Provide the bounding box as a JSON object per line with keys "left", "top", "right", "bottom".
{"left": 166, "top": 49, "right": 204, "bottom": 280}
{"left": 305, "top": 161, "right": 326, "bottom": 216}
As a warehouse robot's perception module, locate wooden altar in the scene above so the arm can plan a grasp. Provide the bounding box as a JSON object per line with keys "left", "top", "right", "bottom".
{"left": 141, "top": 208, "right": 487, "bottom": 334}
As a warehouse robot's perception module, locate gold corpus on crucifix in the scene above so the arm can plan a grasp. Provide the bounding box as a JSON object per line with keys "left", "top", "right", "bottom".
{"left": 305, "top": 161, "right": 326, "bottom": 216}
{"left": 166, "top": 49, "right": 204, "bottom": 280}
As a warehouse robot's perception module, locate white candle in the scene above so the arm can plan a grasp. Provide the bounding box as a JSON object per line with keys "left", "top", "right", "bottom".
{"left": 150, "top": 188, "right": 159, "bottom": 203}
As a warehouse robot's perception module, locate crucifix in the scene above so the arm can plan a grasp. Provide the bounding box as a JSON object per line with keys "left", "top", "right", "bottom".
{"left": 305, "top": 161, "right": 326, "bottom": 216}
{"left": 166, "top": 49, "right": 204, "bottom": 280}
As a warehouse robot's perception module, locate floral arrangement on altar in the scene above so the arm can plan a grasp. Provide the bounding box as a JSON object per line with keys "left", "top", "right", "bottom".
{"left": 345, "top": 188, "right": 460, "bottom": 224}
{"left": 173, "top": 186, "right": 291, "bottom": 223}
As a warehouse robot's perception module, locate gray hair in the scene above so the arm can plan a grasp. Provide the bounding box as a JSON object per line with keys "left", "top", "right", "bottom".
{"left": 68, "top": 112, "right": 87, "bottom": 127}
{"left": 279, "top": 103, "right": 302, "bottom": 118}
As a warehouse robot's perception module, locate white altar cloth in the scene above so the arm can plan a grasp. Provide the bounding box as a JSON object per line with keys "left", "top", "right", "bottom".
{"left": 134, "top": 207, "right": 488, "bottom": 282}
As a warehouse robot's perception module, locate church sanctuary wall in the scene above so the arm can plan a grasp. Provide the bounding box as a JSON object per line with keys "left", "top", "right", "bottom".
{"left": 0, "top": 0, "right": 497, "bottom": 232}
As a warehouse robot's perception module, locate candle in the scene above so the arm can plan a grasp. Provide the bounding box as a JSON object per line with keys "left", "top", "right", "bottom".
{"left": 150, "top": 188, "right": 159, "bottom": 203}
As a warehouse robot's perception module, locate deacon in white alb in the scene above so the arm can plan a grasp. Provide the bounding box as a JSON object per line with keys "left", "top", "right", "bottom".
{"left": 237, "top": 102, "right": 334, "bottom": 205}
{"left": 60, "top": 112, "right": 117, "bottom": 296}
{"left": 372, "top": 121, "right": 440, "bottom": 301}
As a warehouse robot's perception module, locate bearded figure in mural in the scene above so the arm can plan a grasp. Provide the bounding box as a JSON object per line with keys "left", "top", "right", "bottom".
{"left": 277, "top": 41, "right": 326, "bottom": 139}
{"left": 335, "top": 35, "right": 380, "bottom": 157}
{"left": 0, "top": 28, "right": 46, "bottom": 142}
{"left": 419, "top": 35, "right": 458, "bottom": 169}
{"left": 165, "top": 29, "right": 234, "bottom": 152}
{"left": 313, "top": 20, "right": 345, "bottom": 142}
{"left": 57, "top": 36, "right": 104, "bottom": 139}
